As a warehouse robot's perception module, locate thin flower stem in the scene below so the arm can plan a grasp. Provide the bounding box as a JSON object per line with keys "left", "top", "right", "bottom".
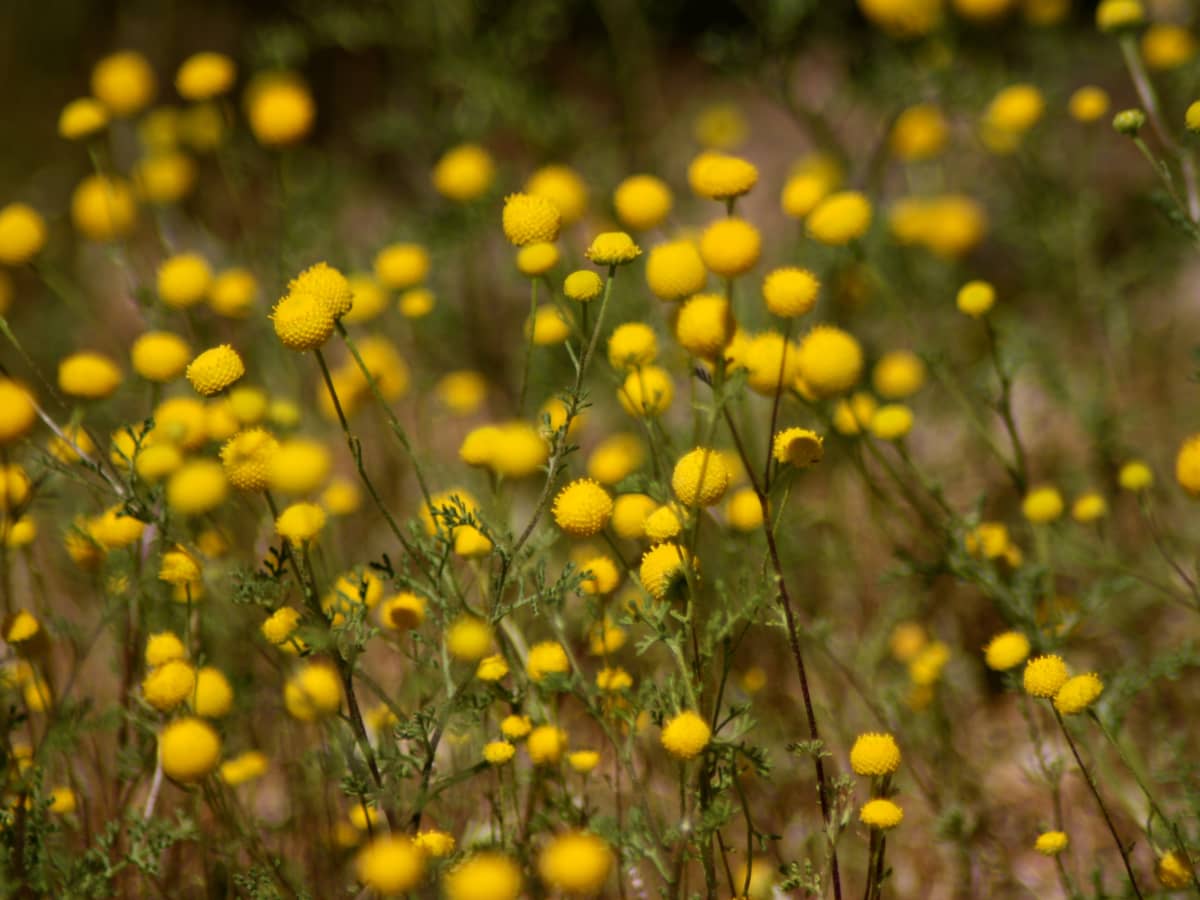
{"left": 1054, "top": 709, "right": 1144, "bottom": 899}
{"left": 518, "top": 277, "right": 538, "bottom": 415}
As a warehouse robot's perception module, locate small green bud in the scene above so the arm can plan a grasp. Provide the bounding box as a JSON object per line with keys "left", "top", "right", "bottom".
{"left": 1113, "top": 108, "right": 1147, "bottom": 136}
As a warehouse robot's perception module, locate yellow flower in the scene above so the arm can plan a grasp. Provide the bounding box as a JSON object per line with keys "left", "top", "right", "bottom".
{"left": 502, "top": 193, "right": 561, "bottom": 246}
{"left": 176, "top": 52, "right": 236, "bottom": 100}
{"left": 619, "top": 366, "right": 674, "bottom": 417}
{"left": 849, "top": 732, "right": 902, "bottom": 776}
{"left": 1157, "top": 851, "right": 1195, "bottom": 889}
{"left": 538, "top": 831, "right": 614, "bottom": 896}
{"left": 374, "top": 242, "right": 430, "bottom": 290}
{"left": 527, "top": 724, "right": 567, "bottom": 764}
{"left": 414, "top": 830, "right": 456, "bottom": 857}
{"left": 134, "top": 151, "right": 198, "bottom": 205}
{"left": 639, "top": 543, "right": 694, "bottom": 599}
{"left": 859, "top": 798, "right": 904, "bottom": 830}
{"left": 483, "top": 740, "right": 516, "bottom": 765}
{"left": 0, "top": 203, "right": 47, "bottom": 265}
{"left": 0, "top": 379, "right": 35, "bottom": 446}
{"left": 1023, "top": 654, "right": 1069, "bottom": 698}
{"left": 447, "top": 617, "right": 493, "bottom": 662}
{"left": 672, "top": 448, "right": 730, "bottom": 507}
{"left": 355, "top": 836, "right": 425, "bottom": 895}
{"left": 1069, "top": 86, "right": 1110, "bottom": 123}
{"left": 585, "top": 231, "right": 642, "bottom": 266}
{"left": 610, "top": 492, "right": 657, "bottom": 539}
{"left": 807, "top": 191, "right": 872, "bottom": 245}
{"left": 873, "top": 350, "right": 926, "bottom": 399}
{"left": 564, "top": 269, "right": 604, "bottom": 302}
{"left": 553, "top": 479, "right": 613, "bottom": 537}
{"left": 608, "top": 322, "right": 658, "bottom": 369}
{"left": 985, "top": 83, "right": 1044, "bottom": 135}
{"left": 773, "top": 428, "right": 824, "bottom": 467}
{"left": 88, "top": 506, "right": 145, "bottom": 550}
{"left": 890, "top": 104, "right": 948, "bottom": 161}
{"left": 433, "top": 143, "right": 495, "bottom": 201}
{"left": 379, "top": 592, "right": 426, "bottom": 631}
{"left": 158, "top": 253, "right": 213, "bottom": 308}
{"left": 159, "top": 717, "right": 221, "bottom": 783}
{"left": 5, "top": 610, "right": 39, "bottom": 643}
{"left": 272, "top": 292, "right": 334, "bottom": 351}
{"left": 870, "top": 404, "right": 914, "bottom": 441}
{"left": 1118, "top": 460, "right": 1153, "bottom": 492}
{"left": 528, "top": 305, "right": 570, "bottom": 345}
{"left": 284, "top": 662, "right": 342, "bottom": 720}
{"left": 580, "top": 556, "right": 621, "bottom": 595}
{"left": 694, "top": 103, "right": 748, "bottom": 149}
{"left": 983, "top": 631, "right": 1030, "bottom": 670}
{"left": 1097, "top": 0, "right": 1143, "bottom": 33}
{"left": 166, "top": 460, "right": 228, "bottom": 516}
{"left": 1072, "top": 492, "right": 1108, "bottom": 523}
{"left": 956, "top": 279, "right": 996, "bottom": 317}
{"left": 567, "top": 750, "right": 600, "bottom": 774}
{"left": 145, "top": 632, "right": 187, "bottom": 667}
{"left": 661, "top": 710, "right": 711, "bottom": 759}
{"left": 1177, "top": 434, "right": 1200, "bottom": 496}
{"left": 1035, "top": 831, "right": 1069, "bottom": 856}
{"left": 475, "top": 654, "right": 509, "bottom": 682}
{"left": 58, "top": 352, "right": 122, "bottom": 400}
{"left": 501, "top": 714, "right": 532, "bottom": 740}
{"left": 341, "top": 274, "right": 387, "bottom": 324}
{"left": 645, "top": 239, "right": 706, "bottom": 301}
{"left": 796, "top": 325, "right": 863, "bottom": 397}
{"left": 290, "top": 262, "right": 353, "bottom": 319}
{"left": 858, "top": 0, "right": 942, "bottom": 36}
{"left": 763, "top": 267, "right": 820, "bottom": 318}
{"left": 131, "top": 331, "right": 191, "bottom": 382}
{"left": 1023, "top": 485, "right": 1064, "bottom": 524}
{"left": 689, "top": 152, "right": 758, "bottom": 200}
{"left": 516, "top": 242, "right": 559, "bottom": 277}
{"left": 525, "top": 164, "right": 589, "bottom": 224}
{"left": 699, "top": 217, "right": 761, "bottom": 276}
{"left": 262, "top": 607, "right": 302, "bottom": 649}
{"left": 614, "top": 175, "right": 673, "bottom": 230}
{"left": 245, "top": 73, "right": 314, "bottom": 146}
{"left": 58, "top": 98, "right": 109, "bottom": 140}
{"left": 193, "top": 667, "right": 233, "bottom": 718}
{"left": 71, "top": 174, "right": 138, "bottom": 241}
{"left": 220, "top": 751, "right": 269, "bottom": 786}
{"left": 443, "top": 852, "right": 522, "bottom": 900}
{"left": 275, "top": 502, "right": 327, "bottom": 545}
{"left": 1053, "top": 673, "right": 1103, "bottom": 715}
{"left": 726, "top": 487, "right": 764, "bottom": 532}
{"left": 527, "top": 641, "right": 570, "bottom": 683}
{"left": 186, "top": 345, "right": 245, "bottom": 396}
{"left": 92, "top": 51, "right": 156, "bottom": 116}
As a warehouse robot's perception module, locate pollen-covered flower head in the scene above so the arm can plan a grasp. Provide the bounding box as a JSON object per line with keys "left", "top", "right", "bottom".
{"left": 585, "top": 231, "right": 642, "bottom": 266}
{"left": 564, "top": 269, "right": 604, "bottom": 302}
{"left": 645, "top": 239, "right": 706, "bottom": 300}
{"left": 859, "top": 798, "right": 904, "bottom": 830}
{"left": 796, "top": 325, "right": 863, "bottom": 397}
{"left": 502, "top": 193, "right": 561, "bottom": 247}
{"left": 272, "top": 291, "right": 334, "bottom": 351}
{"left": 850, "top": 732, "right": 901, "bottom": 776}
{"left": 1023, "top": 654, "right": 1070, "bottom": 698}
{"left": 245, "top": 72, "right": 314, "bottom": 146}
{"left": 186, "top": 345, "right": 245, "bottom": 396}
{"left": 158, "top": 717, "right": 221, "bottom": 784}
{"left": 763, "top": 267, "right": 820, "bottom": 318}
{"left": 275, "top": 501, "right": 326, "bottom": 546}
{"left": 672, "top": 447, "right": 730, "bottom": 507}
{"left": 614, "top": 174, "right": 673, "bottom": 231}
{"left": 607, "top": 322, "right": 658, "bottom": 369}
{"left": 661, "top": 710, "right": 711, "bottom": 759}
{"left": 289, "top": 262, "right": 353, "bottom": 319}
{"left": 527, "top": 641, "right": 570, "bottom": 683}
{"left": 355, "top": 835, "right": 425, "bottom": 896}
{"left": 432, "top": 143, "right": 495, "bottom": 202}
{"left": 983, "top": 631, "right": 1030, "bottom": 671}
{"left": 773, "top": 427, "right": 824, "bottom": 467}
{"left": 1054, "top": 673, "right": 1104, "bottom": 715}
{"left": 553, "top": 479, "right": 613, "bottom": 537}
{"left": 688, "top": 152, "right": 759, "bottom": 200}
{"left": 219, "top": 428, "right": 279, "bottom": 491}
{"left": 639, "top": 542, "right": 694, "bottom": 599}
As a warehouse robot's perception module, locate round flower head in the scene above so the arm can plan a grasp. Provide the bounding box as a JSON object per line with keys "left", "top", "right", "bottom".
{"left": 763, "top": 267, "right": 820, "bottom": 318}
{"left": 0, "top": 379, "right": 35, "bottom": 446}
{"left": 873, "top": 350, "right": 926, "bottom": 399}
{"left": 176, "top": 52, "right": 236, "bottom": 100}
{"left": 1023, "top": 486, "right": 1064, "bottom": 524}
{"left": 145, "top": 631, "right": 187, "bottom": 667}
{"left": 619, "top": 365, "right": 674, "bottom": 416}
{"left": 72, "top": 174, "right": 138, "bottom": 241}
{"left": 143, "top": 660, "right": 196, "bottom": 711}
{"left": 192, "top": 667, "right": 233, "bottom": 718}
{"left": 517, "top": 242, "right": 559, "bottom": 277}
{"left": 92, "top": 51, "right": 156, "bottom": 116}
{"left": 220, "top": 751, "right": 269, "bottom": 786}
{"left": 564, "top": 269, "right": 604, "bottom": 302}
{"left": 527, "top": 305, "right": 570, "bottom": 345}
{"left": 644, "top": 503, "right": 685, "bottom": 543}
{"left": 1176, "top": 435, "right": 1200, "bottom": 496}
{"left": 611, "top": 493, "right": 656, "bottom": 540}
{"left": 1054, "top": 673, "right": 1104, "bottom": 715}
{"left": 1118, "top": 460, "right": 1153, "bottom": 492}
{"left": 699, "top": 217, "right": 761, "bottom": 277}
{"left": 773, "top": 427, "right": 824, "bottom": 467}
{"left": 661, "top": 711, "right": 711, "bottom": 759}
{"left": 245, "top": 73, "right": 314, "bottom": 146}
{"left": 167, "top": 460, "right": 228, "bottom": 516}
{"left": 689, "top": 152, "right": 759, "bottom": 200}
{"left": 1157, "top": 851, "right": 1195, "bottom": 889}
{"left": 850, "top": 732, "right": 901, "bottom": 776}
{"left": 870, "top": 404, "right": 914, "bottom": 441}
{"left": 1069, "top": 86, "right": 1110, "bottom": 123}
{"left": 447, "top": 617, "right": 492, "bottom": 662}
{"left": 186, "top": 345, "right": 244, "bottom": 396}
{"left": 639, "top": 542, "right": 693, "bottom": 599}
{"left": 0, "top": 203, "right": 47, "bottom": 265}
{"left": 983, "top": 631, "right": 1030, "bottom": 670}
{"left": 275, "top": 502, "right": 326, "bottom": 546}
{"left": 807, "top": 191, "right": 872, "bottom": 245}
{"left": 1024, "top": 654, "right": 1070, "bottom": 698}
{"left": 859, "top": 799, "right": 904, "bottom": 830}
{"left": 133, "top": 150, "right": 198, "bottom": 205}
{"left": 585, "top": 231, "right": 641, "bottom": 267}
{"left": 289, "top": 262, "right": 353, "bottom": 319}
{"left": 890, "top": 104, "right": 948, "bottom": 161}
{"left": 58, "top": 98, "right": 109, "bottom": 140}
{"left": 159, "top": 546, "right": 200, "bottom": 586}
{"left": 284, "top": 662, "right": 342, "bottom": 720}
{"left": 526, "top": 164, "right": 589, "bottom": 224}
{"left": 219, "top": 428, "right": 279, "bottom": 491}
{"left": 859, "top": 0, "right": 940, "bottom": 36}
{"left": 527, "top": 641, "right": 570, "bottom": 683}
{"left": 131, "top": 332, "right": 191, "bottom": 382}
{"left": 580, "top": 556, "right": 621, "bottom": 595}
{"left": 645, "top": 239, "right": 706, "bottom": 300}
{"left": 484, "top": 741, "right": 516, "bottom": 765}
{"left": 608, "top": 322, "right": 658, "bottom": 369}
{"left": 158, "top": 253, "right": 212, "bottom": 308}
{"left": 527, "top": 724, "right": 567, "bottom": 765}
{"left": 355, "top": 835, "right": 425, "bottom": 896}
{"left": 267, "top": 438, "right": 331, "bottom": 494}
{"left": 443, "top": 852, "right": 523, "bottom": 900}
{"left": 502, "top": 193, "right": 561, "bottom": 247}
{"left": 1035, "top": 831, "right": 1069, "bottom": 856}
{"left": 1187, "top": 102, "right": 1200, "bottom": 133}
{"left": 373, "top": 242, "right": 430, "bottom": 290}
{"left": 159, "top": 717, "right": 221, "bottom": 783}
{"left": 986, "top": 83, "right": 1045, "bottom": 137}
{"left": 672, "top": 448, "right": 730, "bottom": 507}
{"left": 433, "top": 143, "right": 495, "bottom": 201}
{"left": 676, "top": 293, "right": 734, "bottom": 359}
{"left": 1095, "top": 0, "right": 1144, "bottom": 32}
{"left": 614, "top": 174, "right": 673, "bottom": 230}
{"left": 553, "top": 479, "right": 613, "bottom": 537}
{"left": 797, "top": 325, "right": 863, "bottom": 397}
{"left": 957, "top": 280, "right": 995, "bottom": 317}
{"left": 538, "top": 831, "right": 614, "bottom": 896}
{"left": 726, "top": 487, "right": 764, "bottom": 531}
{"left": 1071, "top": 492, "right": 1107, "bottom": 523}
{"left": 59, "top": 352, "right": 122, "bottom": 400}
{"left": 272, "top": 292, "right": 334, "bottom": 351}
{"left": 262, "top": 606, "right": 301, "bottom": 649}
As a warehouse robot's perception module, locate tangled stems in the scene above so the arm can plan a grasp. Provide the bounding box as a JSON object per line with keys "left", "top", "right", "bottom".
{"left": 1054, "top": 709, "right": 1143, "bottom": 899}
